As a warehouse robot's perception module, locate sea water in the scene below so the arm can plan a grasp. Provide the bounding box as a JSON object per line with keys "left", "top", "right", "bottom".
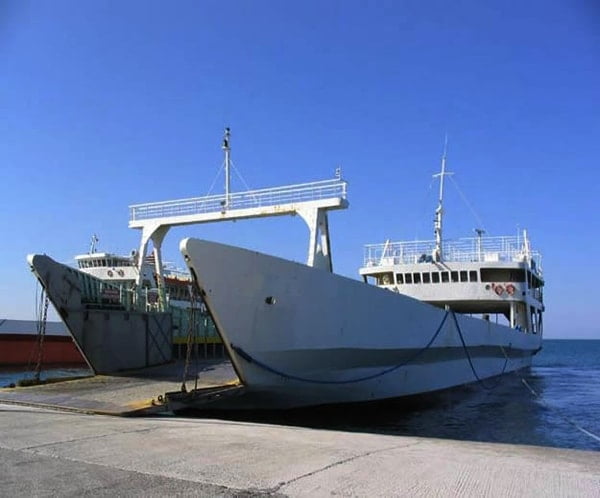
{"left": 1, "top": 340, "right": 599, "bottom": 451}
{"left": 201, "top": 339, "right": 600, "bottom": 452}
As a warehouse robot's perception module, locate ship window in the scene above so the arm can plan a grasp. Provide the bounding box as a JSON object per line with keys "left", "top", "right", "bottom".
{"left": 441, "top": 271, "right": 449, "bottom": 283}
{"left": 422, "top": 272, "right": 431, "bottom": 283}
{"left": 413, "top": 273, "right": 421, "bottom": 284}
{"left": 528, "top": 271, "right": 543, "bottom": 289}
{"left": 469, "top": 270, "right": 478, "bottom": 282}
{"left": 405, "top": 273, "right": 413, "bottom": 284}
{"left": 377, "top": 272, "right": 393, "bottom": 285}
{"left": 396, "top": 273, "right": 404, "bottom": 284}
{"left": 460, "top": 271, "right": 468, "bottom": 282}
{"left": 481, "top": 268, "right": 525, "bottom": 282}
{"left": 432, "top": 272, "right": 440, "bottom": 283}
{"left": 451, "top": 271, "right": 459, "bottom": 282}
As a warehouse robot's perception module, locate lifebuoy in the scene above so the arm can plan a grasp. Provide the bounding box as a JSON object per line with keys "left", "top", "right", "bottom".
{"left": 494, "top": 285, "right": 504, "bottom": 296}
{"left": 506, "top": 284, "right": 516, "bottom": 296}
{"left": 107, "top": 270, "right": 114, "bottom": 277}
{"left": 117, "top": 269, "right": 125, "bottom": 277}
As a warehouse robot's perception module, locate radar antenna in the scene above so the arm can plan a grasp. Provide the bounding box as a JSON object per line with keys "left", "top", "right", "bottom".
{"left": 89, "top": 234, "right": 99, "bottom": 254}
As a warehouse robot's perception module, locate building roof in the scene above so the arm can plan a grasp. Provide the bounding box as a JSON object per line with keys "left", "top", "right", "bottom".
{"left": 0, "top": 319, "right": 68, "bottom": 336}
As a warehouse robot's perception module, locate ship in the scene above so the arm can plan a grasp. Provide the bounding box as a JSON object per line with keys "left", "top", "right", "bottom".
{"left": 26, "top": 245, "right": 220, "bottom": 374}
{"left": 74, "top": 235, "right": 195, "bottom": 310}
{"left": 26, "top": 130, "right": 544, "bottom": 409}
{"left": 178, "top": 142, "right": 544, "bottom": 408}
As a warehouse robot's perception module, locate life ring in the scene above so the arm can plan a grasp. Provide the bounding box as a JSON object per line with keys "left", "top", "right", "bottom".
{"left": 107, "top": 270, "right": 114, "bottom": 277}
{"left": 506, "top": 284, "right": 516, "bottom": 296}
{"left": 494, "top": 285, "right": 504, "bottom": 296}
{"left": 117, "top": 269, "right": 125, "bottom": 277}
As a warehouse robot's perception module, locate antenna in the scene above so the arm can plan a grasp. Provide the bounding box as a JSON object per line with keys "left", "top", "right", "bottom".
{"left": 222, "top": 127, "right": 231, "bottom": 209}
{"left": 432, "top": 134, "right": 453, "bottom": 262}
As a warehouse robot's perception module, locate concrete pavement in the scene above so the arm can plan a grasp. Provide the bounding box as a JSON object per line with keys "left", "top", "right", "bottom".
{"left": 1, "top": 403, "right": 598, "bottom": 497}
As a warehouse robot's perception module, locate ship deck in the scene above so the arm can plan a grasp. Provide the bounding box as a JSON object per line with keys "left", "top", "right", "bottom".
{"left": 0, "top": 359, "right": 240, "bottom": 416}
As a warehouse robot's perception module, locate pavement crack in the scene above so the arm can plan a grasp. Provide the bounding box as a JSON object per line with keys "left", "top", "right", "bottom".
{"left": 19, "top": 427, "right": 156, "bottom": 451}
{"left": 271, "top": 440, "right": 423, "bottom": 494}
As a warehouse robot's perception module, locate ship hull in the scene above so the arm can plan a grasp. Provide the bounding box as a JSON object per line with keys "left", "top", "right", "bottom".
{"left": 27, "top": 255, "right": 173, "bottom": 374}
{"left": 181, "top": 238, "right": 543, "bottom": 409}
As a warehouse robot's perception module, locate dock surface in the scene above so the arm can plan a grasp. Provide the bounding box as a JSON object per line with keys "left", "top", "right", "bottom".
{"left": 0, "top": 360, "right": 237, "bottom": 415}
{"left": 1, "top": 403, "right": 599, "bottom": 497}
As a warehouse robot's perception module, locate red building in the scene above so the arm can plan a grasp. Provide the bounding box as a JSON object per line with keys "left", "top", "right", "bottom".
{"left": 0, "top": 319, "right": 87, "bottom": 368}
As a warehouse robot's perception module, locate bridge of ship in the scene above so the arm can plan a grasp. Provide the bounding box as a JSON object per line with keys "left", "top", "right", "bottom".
{"left": 362, "top": 236, "right": 542, "bottom": 272}
{"left": 128, "top": 178, "right": 348, "bottom": 309}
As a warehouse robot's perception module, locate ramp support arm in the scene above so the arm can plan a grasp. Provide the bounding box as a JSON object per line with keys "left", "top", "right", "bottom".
{"left": 136, "top": 224, "right": 171, "bottom": 310}
{"left": 297, "top": 207, "right": 333, "bottom": 272}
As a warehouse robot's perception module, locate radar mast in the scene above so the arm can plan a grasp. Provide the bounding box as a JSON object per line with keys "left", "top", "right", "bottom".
{"left": 432, "top": 136, "right": 453, "bottom": 262}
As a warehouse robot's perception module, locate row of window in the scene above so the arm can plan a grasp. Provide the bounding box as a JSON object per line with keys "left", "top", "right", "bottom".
{"left": 78, "top": 259, "right": 133, "bottom": 269}
{"left": 382, "top": 270, "right": 479, "bottom": 285}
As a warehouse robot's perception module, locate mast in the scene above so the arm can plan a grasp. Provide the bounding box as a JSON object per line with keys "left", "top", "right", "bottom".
{"left": 222, "top": 127, "right": 231, "bottom": 209}
{"left": 432, "top": 136, "right": 452, "bottom": 262}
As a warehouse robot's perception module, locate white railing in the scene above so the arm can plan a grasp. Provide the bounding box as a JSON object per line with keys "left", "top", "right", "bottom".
{"left": 363, "top": 235, "right": 542, "bottom": 270}
{"left": 129, "top": 178, "right": 347, "bottom": 222}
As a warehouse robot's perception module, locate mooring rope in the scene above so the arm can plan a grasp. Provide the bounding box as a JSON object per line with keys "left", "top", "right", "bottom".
{"left": 450, "top": 310, "right": 510, "bottom": 390}
{"left": 521, "top": 378, "right": 600, "bottom": 445}
{"left": 230, "top": 311, "right": 450, "bottom": 385}
{"left": 451, "top": 311, "right": 600, "bottom": 445}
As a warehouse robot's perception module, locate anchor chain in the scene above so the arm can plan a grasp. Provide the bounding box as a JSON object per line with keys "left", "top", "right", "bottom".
{"left": 34, "top": 290, "right": 50, "bottom": 382}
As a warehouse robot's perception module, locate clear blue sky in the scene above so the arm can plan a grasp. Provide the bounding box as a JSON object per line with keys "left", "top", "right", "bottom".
{"left": 1, "top": 1, "right": 599, "bottom": 338}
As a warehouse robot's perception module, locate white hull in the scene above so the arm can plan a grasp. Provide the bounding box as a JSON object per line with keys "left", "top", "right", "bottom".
{"left": 181, "top": 239, "right": 543, "bottom": 409}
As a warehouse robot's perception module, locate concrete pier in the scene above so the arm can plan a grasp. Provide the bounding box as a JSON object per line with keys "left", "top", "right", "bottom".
{"left": 0, "top": 360, "right": 238, "bottom": 415}
{"left": 1, "top": 403, "right": 598, "bottom": 497}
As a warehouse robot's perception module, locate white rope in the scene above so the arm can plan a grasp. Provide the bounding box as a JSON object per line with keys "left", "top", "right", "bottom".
{"left": 230, "top": 159, "right": 260, "bottom": 204}
{"left": 521, "top": 378, "right": 600, "bottom": 444}
{"left": 448, "top": 175, "right": 486, "bottom": 231}
{"left": 204, "top": 161, "right": 225, "bottom": 197}
{"left": 230, "top": 159, "right": 253, "bottom": 192}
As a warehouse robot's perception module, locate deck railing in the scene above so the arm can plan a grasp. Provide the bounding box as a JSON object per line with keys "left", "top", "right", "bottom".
{"left": 363, "top": 235, "right": 542, "bottom": 271}
{"left": 129, "top": 178, "right": 347, "bottom": 222}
